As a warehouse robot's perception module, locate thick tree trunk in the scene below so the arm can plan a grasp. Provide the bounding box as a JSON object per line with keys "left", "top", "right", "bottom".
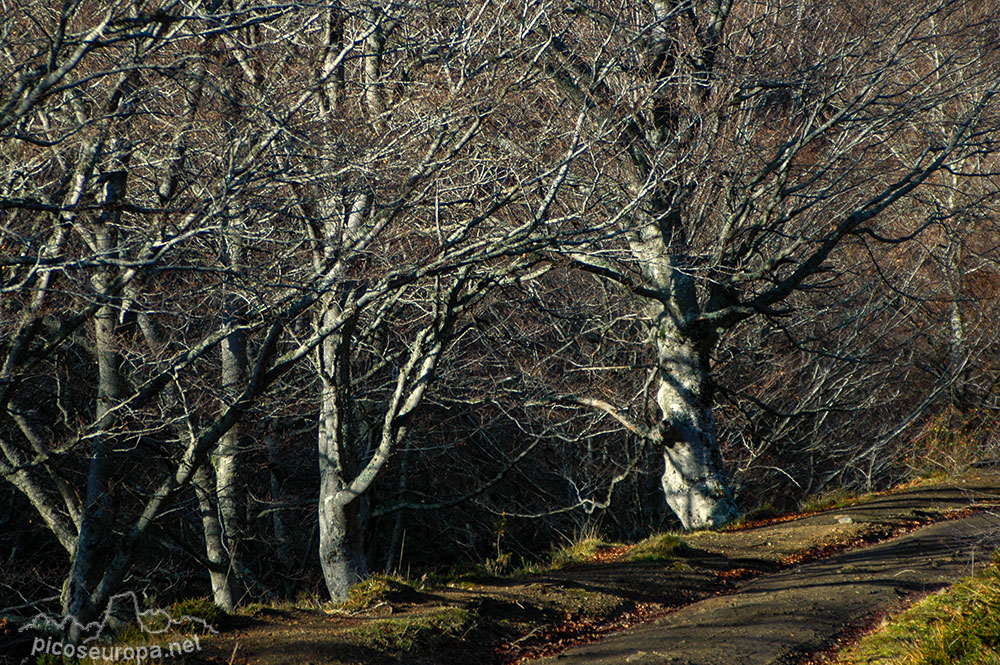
{"left": 624, "top": 194, "right": 740, "bottom": 531}
{"left": 317, "top": 486, "right": 367, "bottom": 602}
{"left": 317, "top": 389, "right": 367, "bottom": 600}
{"left": 652, "top": 319, "right": 739, "bottom": 531}
{"left": 63, "top": 431, "right": 110, "bottom": 633}
{"left": 316, "top": 304, "right": 367, "bottom": 602}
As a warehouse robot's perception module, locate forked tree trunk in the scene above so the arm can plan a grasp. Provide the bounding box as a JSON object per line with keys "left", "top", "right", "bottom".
{"left": 625, "top": 198, "right": 741, "bottom": 531}
{"left": 316, "top": 305, "right": 367, "bottom": 602}
{"left": 317, "top": 480, "right": 367, "bottom": 602}
{"left": 652, "top": 319, "right": 739, "bottom": 531}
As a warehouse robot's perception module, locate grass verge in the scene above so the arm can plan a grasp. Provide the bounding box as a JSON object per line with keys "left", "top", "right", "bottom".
{"left": 831, "top": 552, "right": 1000, "bottom": 665}
{"left": 546, "top": 528, "right": 617, "bottom": 569}
{"left": 339, "top": 574, "right": 419, "bottom": 612}
{"left": 800, "top": 488, "right": 860, "bottom": 514}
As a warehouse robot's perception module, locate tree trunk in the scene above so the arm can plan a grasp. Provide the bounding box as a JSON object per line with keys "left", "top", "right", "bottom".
{"left": 265, "top": 427, "right": 293, "bottom": 591}
{"left": 652, "top": 318, "right": 739, "bottom": 531}
{"left": 363, "top": 6, "right": 388, "bottom": 132}
{"left": 944, "top": 218, "right": 968, "bottom": 410}
{"left": 316, "top": 303, "right": 367, "bottom": 602}
{"left": 318, "top": 487, "right": 367, "bottom": 602}
{"left": 193, "top": 464, "right": 236, "bottom": 610}
{"left": 623, "top": 189, "right": 741, "bottom": 531}
{"left": 63, "top": 432, "right": 110, "bottom": 633}
{"left": 384, "top": 438, "right": 411, "bottom": 574}
{"left": 64, "top": 171, "right": 128, "bottom": 636}
{"left": 317, "top": 382, "right": 367, "bottom": 601}
{"left": 214, "top": 224, "right": 248, "bottom": 603}
{"left": 217, "top": 332, "right": 246, "bottom": 537}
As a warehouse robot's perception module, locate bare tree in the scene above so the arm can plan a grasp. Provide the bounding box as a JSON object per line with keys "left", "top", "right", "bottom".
{"left": 4, "top": 0, "right": 999, "bottom": 632}
{"left": 289, "top": 1, "right": 600, "bottom": 599}
{"left": 1, "top": 0, "right": 595, "bottom": 613}
{"left": 523, "top": 0, "right": 1000, "bottom": 528}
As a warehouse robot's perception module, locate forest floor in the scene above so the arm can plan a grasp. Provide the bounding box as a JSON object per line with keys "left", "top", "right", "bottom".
{"left": 189, "top": 469, "right": 1000, "bottom": 665}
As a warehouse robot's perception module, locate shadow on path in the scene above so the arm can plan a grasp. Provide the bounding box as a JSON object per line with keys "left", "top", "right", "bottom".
{"left": 536, "top": 512, "right": 1000, "bottom": 665}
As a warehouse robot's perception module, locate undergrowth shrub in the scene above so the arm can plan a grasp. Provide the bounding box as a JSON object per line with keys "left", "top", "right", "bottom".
{"left": 908, "top": 407, "right": 1000, "bottom": 478}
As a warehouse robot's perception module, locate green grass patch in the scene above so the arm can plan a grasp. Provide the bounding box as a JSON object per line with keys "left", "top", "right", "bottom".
{"left": 548, "top": 534, "right": 611, "bottom": 569}
{"left": 834, "top": 552, "right": 1000, "bottom": 665}
{"left": 167, "top": 596, "right": 225, "bottom": 630}
{"left": 30, "top": 598, "right": 225, "bottom": 665}
{"left": 624, "top": 533, "right": 689, "bottom": 562}
{"left": 343, "top": 607, "right": 472, "bottom": 655}
{"left": 236, "top": 602, "right": 267, "bottom": 616}
{"left": 341, "top": 574, "right": 417, "bottom": 612}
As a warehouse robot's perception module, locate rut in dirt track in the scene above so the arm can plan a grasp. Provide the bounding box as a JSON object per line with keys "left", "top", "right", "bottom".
{"left": 536, "top": 511, "right": 1000, "bottom": 665}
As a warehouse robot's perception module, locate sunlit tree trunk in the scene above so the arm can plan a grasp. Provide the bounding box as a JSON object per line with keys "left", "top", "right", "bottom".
{"left": 651, "top": 317, "right": 739, "bottom": 529}
{"left": 625, "top": 178, "right": 741, "bottom": 529}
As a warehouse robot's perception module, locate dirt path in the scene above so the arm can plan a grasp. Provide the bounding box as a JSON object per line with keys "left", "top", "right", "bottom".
{"left": 183, "top": 471, "right": 1000, "bottom": 665}
{"left": 536, "top": 506, "right": 1000, "bottom": 665}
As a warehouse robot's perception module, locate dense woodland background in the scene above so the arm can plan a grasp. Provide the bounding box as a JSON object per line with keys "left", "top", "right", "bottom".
{"left": 1, "top": 0, "right": 999, "bottom": 625}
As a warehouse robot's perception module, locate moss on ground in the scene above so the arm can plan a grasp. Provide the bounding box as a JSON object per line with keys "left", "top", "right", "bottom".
{"left": 341, "top": 607, "right": 472, "bottom": 655}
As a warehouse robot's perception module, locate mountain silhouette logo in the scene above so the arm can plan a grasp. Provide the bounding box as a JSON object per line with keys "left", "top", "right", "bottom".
{"left": 18, "top": 591, "right": 218, "bottom": 644}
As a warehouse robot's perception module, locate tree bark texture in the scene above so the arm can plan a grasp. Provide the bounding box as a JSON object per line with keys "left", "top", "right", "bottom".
{"left": 653, "top": 319, "right": 739, "bottom": 530}
{"left": 316, "top": 303, "right": 367, "bottom": 601}
{"left": 193, "top": 464, "right": 236, "bottom": 611}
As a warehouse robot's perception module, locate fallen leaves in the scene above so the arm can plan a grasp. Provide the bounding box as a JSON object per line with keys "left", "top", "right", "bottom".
{"left": 589, "top": 545, "right": 633, "bottom": 564}
{"left": 717, "top": 567, "right": 758, "bottom": 582}
{"left": 495, "top": 603, "right": 667, "bottom": 664}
